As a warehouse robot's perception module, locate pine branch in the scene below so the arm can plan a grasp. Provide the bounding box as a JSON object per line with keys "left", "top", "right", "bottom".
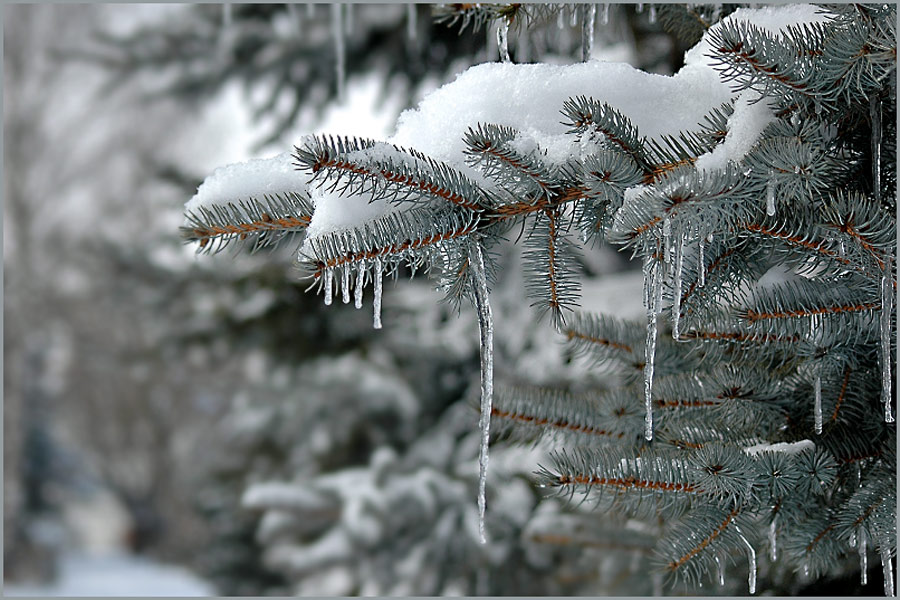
{"left": 293, "top": 135, "right": 495, "bottom": 212}
{"left": 522, "top": 207, "right": 581, "bottom": 329}
{"left": 181, "top": 191, "right": 313, "bottom": 254}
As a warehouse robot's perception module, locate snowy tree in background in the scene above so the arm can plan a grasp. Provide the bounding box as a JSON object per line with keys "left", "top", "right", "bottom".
{"left": 184, "top": 3, "right": 895, "bottom": 596}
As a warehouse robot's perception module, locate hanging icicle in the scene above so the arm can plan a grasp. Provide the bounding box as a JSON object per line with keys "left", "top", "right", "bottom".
{"left": 354, "top": 261, "right": 365, "bottom": 309}
{"left": 373, "top": 257, "right": 383, "bottom": 329}
{"left": 883, "top": 550, "right": 894, "bottom": 597}
{"left": 557, "top": 5, "right": 566, "bottom": 29}
{"left": 737, "top": 528, "right": 757, "bottom": 595}
{"left": 672, "top": 228, "right": 684, "bottom": 340}
{"left": 582, "top": 4, "right": 596, "bottom": 62}
{"left": 323, "top": 269, "right": 334, "bottom": 306}
{"left": 860, "top": 528, "right": 868, "bottom": 586}
{"left": 497, "top": 19, "right": 511, "bottom": 63}
{"left": 769, "top": 518, "right": 777, "bottom": 562}
{"left": 871, "top": 94, "right": 882, "bottom": 202}
{"left": 331, "top": 4, "right": 346, "bottom": 101}
{"left": 814, "top": 375, "right": 823, "bottom": 435}
{"left": 881, "top": 255, "right": 894, "bottom": 422}
{"left": 643, "top": 256, "right": 662, "bottom": 441}
{"left": 648, "top": 4, "right": 657, "bottom": 23}
{"left": 766, "top": 173, "right": 776, "bottom": 216}
{"left": 601, "top": 3, "right": 609, "bottom": 25}
{"left": 406, "top": 4, "right": 417, "bottom": 41}
{"left": 715, "top": 554, "right": 725, "bottom": 586}
{"left": 342, "top": 264, "right": 351, "bottom": 304}
{"left": 570, "top": 4, "right": 579, "bottom": 26}
{"left": 698, "top": 235, "right": 706, "bottom": 287}
{"left": 636, "top": 3, "right": 644, "bottom": 13}
{"left": 468, "top": 241, "right": 495, "bottom": 545}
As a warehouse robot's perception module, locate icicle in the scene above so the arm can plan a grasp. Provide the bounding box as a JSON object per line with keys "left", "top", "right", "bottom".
{"left": 737, "top": 529, "right": 757, "bottom": 595}
{"left": 766, "top": 173, "right": 776, "bottom": 216}
{"left": 698, "top": 235, "right": 706, "bottom": 287}
{"left": 880, "top": 255, "right": 894, "bottom": 422}
{"left": 557, "top": 5, "right": 565, "bottom": 29}
{"left": 860, "top": 528, "right": 868, "bottom": 586}
{"left": 648, "top": 4, "right": 657, "bottom": 23}
{"left": 373, "top": 257, "right": 383, "bottom": 329}
{"left": 643, "top": 258, "right": 662, "bottom": 441}
{"left": 715, "top": 554, "right": 726, "bottom": 586}
{"left": 662, "top": 216, "right": 672, "bottom": 264}
{"left": 851, "top": 530, "right": 858, "bottom": 548}
{"left": 497, "top": 19, "right": 510, "bottom": 62}
{"left": 468, "top": 242, "right": 494, "bottom": 545}
{"left": 871, "top": 95, "right": 882, "bottom": 202}
{"left": 769, "top": 518, "right": 777, "bottom": 562}
{"left": 883, "top": 550, "right": 894, "bottom": 597}
{"left": 406, "top": 4, "right": 416, "bottom": 41}
{"left": 814, "top": 375, "right": 823, "bottom": 435}
{"left": 582, "top": 4, "right": 596, "bottom": 62}
{"left": 323, "top": 269, "right": 333, "bottom": 306}
{"left": 354, "top": 261, "right": 365, "bottom": 309}
{"left": 331, "top": 4, "right": 345, "bottom": 101}
{"left": 601, "top": 3, "right": 609, "bottom": 25}
{"left": 570, "top": 4, "right": 579, "bottom": 26}
{"left": 636, "top": 3, "right": 644, "bottom": 13}
{"left": 222, "top": 3, "right": 232, "bottom": 28}
{"left": 672, "top": 229, "right": 684, "bottom": 340}
{"left": 342, "top": 265, "right": 351, "bottom": 304}
{"left": 815, "top": 98, "right": 822, "bottom": 116}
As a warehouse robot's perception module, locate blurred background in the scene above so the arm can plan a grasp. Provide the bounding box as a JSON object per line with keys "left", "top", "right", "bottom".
{"left": 4, "top": 4, "right": 693, "bottom": 595}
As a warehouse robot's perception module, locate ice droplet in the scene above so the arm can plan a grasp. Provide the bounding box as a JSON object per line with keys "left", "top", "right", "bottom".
{"left": 643, "top": 257, "right": 662, "bottom": 441}
{"left": 406, "top": 4, "right": 417, "bottom": 41}
{"left": 672, "top": 228, "right": 684, "bottom": 340}
{"left": 323, "top": 269, "right": 333, "bottom": 306}
{"left": 871, "top": 95, "right": 882, "bottom": 202}
{"left": 766, "top": 174, "right": 776, "bottom": 216}
{"left": 860, "top": 528, "right": 868, "bottom": 586}
{"left": 331, "top": 4, "right": 345, "bottom": 101}
{"left": 342, "top": 265, "right": 351, "bottom": 304}
{"left": 468, "top": 242, "right": 494, "bottom": 545}
{"left": 582, "top": 4, "right": 596, "bottom": 62}
{"left": 881, "top": 255, "right": 894, "bottom": 423}
{"left": 601, "top": 3, "right": 609, "bottom": 25}
{"left": 737, "top": 529, "right": 757, "bottom": 595}
{"left": 883, "top": 549, "right": 894, "bottom": 597}
{"left": 373, "top": 257, "right": 383, "bottom": 329}
{"left": 814, "top": 375, "right": 823, "bottom": 435}
{"left": 769, "top": 518, "right": 777, "bottom": 562}
{"left": 354, "top": 261, "right": 365, "bottom": 309}
{"left": 497, "top": 19, "right": 510, "bottom": 62}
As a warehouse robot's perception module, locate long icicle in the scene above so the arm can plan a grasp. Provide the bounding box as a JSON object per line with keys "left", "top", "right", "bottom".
{"left": 342, "top": 264, "right": 351, "bottom": 304}
{"left": 860, "top": 528, "right": 868, "bottom": 586}
{"left": 373, "top": 257, "right": 383, "bottom": 329}
{"left": 871, "top": 94, "right": 881, "bottom": 203}
{"left": 582, "top": 3, "right": 596, "bottom": 62}
{"left": 469, "top": 241, "right": 494, "bottom": 545}
{"left": 601, "top": 3, "right": 609, "bottom": 25}
{"left": 737, "top": 528, "right": 757, "bottom": 595}
{"left": 883, "top": 549, "right": 894, "bottom": 597}
{"left": 769, "top": 518, "right": 777, "bottom": 562}
{"left": 497, "top": 18, "right": 511, "bottom": 62}
{"left": 354, "top": 261, "right": 365, "bottom": 309}
{"left": 881, "top": 255, "right": 894, "bottom": 422}
{"left": 643, "top": 255, "right": 662, "bottom": 441}
{"left": 766, "top": 172, "right": 776, "bottom": 216}
{"left": 698, "top": 234, "right": 706, "bottom": 287}
{"left": 814, "top": 374, "right": 823, "bottom": 435}
{"left": 672, "top": 227, "right": 684, "bottom": 340}
{"left": 323, "top": 268, "right": 334, "bottom": 306}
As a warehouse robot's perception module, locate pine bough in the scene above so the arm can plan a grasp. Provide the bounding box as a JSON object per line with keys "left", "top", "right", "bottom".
{"left": 183, "top": 4, "right": 896, "bottom": 595}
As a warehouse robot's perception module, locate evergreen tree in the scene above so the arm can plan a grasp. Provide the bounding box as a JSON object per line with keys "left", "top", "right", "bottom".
{"left": 184, "top": 3, "right": 896, "bottom": 595}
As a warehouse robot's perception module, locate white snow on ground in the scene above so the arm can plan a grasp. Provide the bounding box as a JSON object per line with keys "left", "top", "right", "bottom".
{"left": 3, "top": 552, "right": 213, "bottom": 597}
